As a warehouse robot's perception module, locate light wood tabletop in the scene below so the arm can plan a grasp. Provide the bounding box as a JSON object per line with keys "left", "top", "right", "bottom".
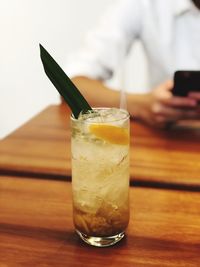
{"left": 0, "top": 175, "right": 200, "bottom": 267}
{"left": 0, "top": 104, "right": 200, "bottom": 189}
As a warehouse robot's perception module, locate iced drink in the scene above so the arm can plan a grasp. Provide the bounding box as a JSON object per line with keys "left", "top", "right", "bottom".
{"left": 71, "top": 108, "right": 130, "bottom": 247}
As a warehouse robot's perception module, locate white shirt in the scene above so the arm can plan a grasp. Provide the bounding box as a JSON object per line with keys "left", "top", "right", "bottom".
{"left": 66, "top": 0, "right": 200, "bottom": 93}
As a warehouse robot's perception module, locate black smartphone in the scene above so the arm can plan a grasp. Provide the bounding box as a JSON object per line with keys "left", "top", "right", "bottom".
{"left": 172, "top": 70, "right": 200, "bottom": 96}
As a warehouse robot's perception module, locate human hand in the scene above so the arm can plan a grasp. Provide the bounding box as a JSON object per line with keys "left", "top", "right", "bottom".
{"left": 137, "top": 80, "right": 199, "bottom": 128}
{"left": 188, "top": 91, "right": 200, "bottom": 102}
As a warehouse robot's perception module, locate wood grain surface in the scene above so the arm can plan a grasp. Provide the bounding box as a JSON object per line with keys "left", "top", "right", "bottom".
{"left": 0, "top": 104, "right": 199, "bottom": 189}
{"left": 0, "top": 104, "right": 70, "bottom": 178}
{"left": 0, "top": 176, "right": 200, "bottom": 267}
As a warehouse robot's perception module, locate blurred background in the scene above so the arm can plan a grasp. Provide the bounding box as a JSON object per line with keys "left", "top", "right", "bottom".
{"left": 0, "top": 0, "right": 148, "bottom": 139}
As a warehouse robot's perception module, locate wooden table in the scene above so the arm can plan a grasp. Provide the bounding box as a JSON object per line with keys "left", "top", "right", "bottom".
{"left": 1, "top": 175, "right": 200, "bottom": 267}
{"left": 0, "top": 104, "right": 200, "bottom": 189}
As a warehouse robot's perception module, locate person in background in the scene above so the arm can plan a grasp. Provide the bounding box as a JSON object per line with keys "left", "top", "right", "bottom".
{"left": 66, "top": 0, "right": 200, "bottom": 127}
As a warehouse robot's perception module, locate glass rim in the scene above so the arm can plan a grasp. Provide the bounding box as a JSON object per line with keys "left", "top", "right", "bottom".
{"left": 70, "top": 107, "right": 130, "bottom": 123}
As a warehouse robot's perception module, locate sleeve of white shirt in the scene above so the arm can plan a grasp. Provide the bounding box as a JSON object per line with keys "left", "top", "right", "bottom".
{"left": 66, "top": 0, "right": 142, "bottom": 81}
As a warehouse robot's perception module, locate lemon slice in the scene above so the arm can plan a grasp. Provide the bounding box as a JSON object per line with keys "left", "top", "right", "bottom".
{"left": 89, "top": 124, "right": 129, "bottom": 145}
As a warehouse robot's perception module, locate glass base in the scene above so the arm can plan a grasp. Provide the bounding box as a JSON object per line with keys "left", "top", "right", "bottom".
{"left": 76, "top": 230, "right": 125, "bottom": 247}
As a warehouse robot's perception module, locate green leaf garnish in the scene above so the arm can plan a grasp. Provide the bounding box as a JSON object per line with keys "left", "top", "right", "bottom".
{"left": 39, "top": 44, "right": 92, "bottom": 118}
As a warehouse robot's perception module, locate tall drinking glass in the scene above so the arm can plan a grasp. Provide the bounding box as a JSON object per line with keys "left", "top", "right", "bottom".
{"left": 71, "top": 108, "right": 130, "bottom": 247}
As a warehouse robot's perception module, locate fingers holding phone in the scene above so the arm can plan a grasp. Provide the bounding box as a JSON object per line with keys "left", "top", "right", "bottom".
{"left": 148, "top": 79, "right": 199, "bottom": 127}
{"left": 171, "top": 70, "right": 200, "bottom": 119}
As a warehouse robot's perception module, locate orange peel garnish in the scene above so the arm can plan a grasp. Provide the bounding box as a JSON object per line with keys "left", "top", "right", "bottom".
{"left": 89, "top": 124, "right": 129, "bottom": 145}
